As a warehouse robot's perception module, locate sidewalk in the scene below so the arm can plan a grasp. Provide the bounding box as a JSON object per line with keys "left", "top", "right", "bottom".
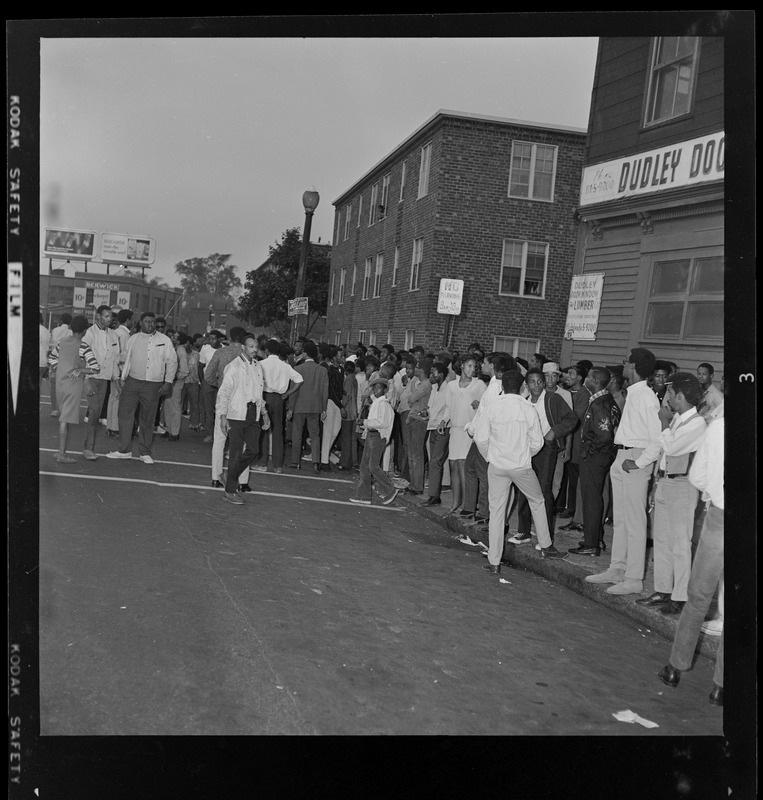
{"left": 396, "top": 484, "right": 720, "bottom": 662}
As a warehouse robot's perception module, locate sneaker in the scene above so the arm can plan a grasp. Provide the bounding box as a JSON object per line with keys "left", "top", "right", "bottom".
{"left": 99, "top": 419, "right": 108, "bottom": 426}
{"left": 540, "top": 545, "right": 564, "bottom": 559}
{"left": 82, "top": 450, "right": 99, "bottom": 461}
{"left": 251, "top": 465, "right": 268, "bottom": 473}
{"left": 139, "top": 455, "right": 155, "bottom": 464}
{"left": 349, "top": 498, "right": 372, "bottom": 505}
{"left": 223, "top": 491, "right": 244, "bottom": 505}
{"left": 701, "top": 618, "right": 724, "bottom": 636}
{"left": 106, "top": 451, "right": 132, "bottom": 459}
{"left": 382, "top": 488, "right": 399, "bottom": 505}
{"left": 508, "top": 532, "right": 532, "bottom": 545}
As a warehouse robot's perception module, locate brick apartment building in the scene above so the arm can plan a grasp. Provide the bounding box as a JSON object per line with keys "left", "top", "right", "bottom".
{"left": 325, "top": 110, "right": 586, "bottom": 363}
{"left": 560, "top": 36, "right": 724, "bottom": 380}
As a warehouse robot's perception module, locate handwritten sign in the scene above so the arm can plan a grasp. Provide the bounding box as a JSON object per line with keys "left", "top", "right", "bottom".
{"left": 563, "top": 273, "right": 604, "bottom": 341}
{"left": 288, "top": 297, "right": 308, "bottom": 317}
{"left": 436, "top": 278, "right": 464, "bottom": 315}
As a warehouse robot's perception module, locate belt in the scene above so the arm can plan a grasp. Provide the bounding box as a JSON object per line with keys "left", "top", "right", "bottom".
{"left": 657, "top": 469, "right": 687, "bottom": 479}
{"left": 614, "top": 444, "right": 637, "bottom": 450}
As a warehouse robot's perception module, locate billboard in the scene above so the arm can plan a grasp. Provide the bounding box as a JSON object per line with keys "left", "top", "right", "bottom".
{"left": 99, "top": 232, "right": 156, "bottom": 265}
{"left": 42, "top": 227, "right": 98, "bottom": 260}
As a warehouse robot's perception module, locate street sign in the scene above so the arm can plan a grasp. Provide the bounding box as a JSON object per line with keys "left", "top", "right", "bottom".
{"left": 288, "top": 297, "right": 309, "bottom": 317}
{"left": 436, "top": 278, "right": 464, "bottom": 315}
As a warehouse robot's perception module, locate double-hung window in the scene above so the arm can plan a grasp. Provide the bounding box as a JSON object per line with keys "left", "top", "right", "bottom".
{"left": 357, "top": 194, "right": 363, "bottom": 228}
{"left": 343, "top": 203, "right": 352, "bottom": 241}
{"left": 499, "top": 239, "right": 548, "bottom": 298}
{"left": 399, "top": 160, "right": 407, "bottom": 202}
{"left": 338, "top": 267, "right": 346, "bottom": 305}
{"left": 379, "top": 174, "right": 390, "bottom": 218}
{"left": 362, "top": 257, "right": 372, "bottom": 300}
{"left": 410, "top": 238, "right": 423, "bottom": 291}
{"left": 351, "top": 264, "right": 357, "bottom": 296}
{"left": 369, "top": 183, "right": 379, "bottom": 226}
{"left": 493, "top": 336, "right": 540, "bottom": 364}
{"left": 417, "top": 142, "right": 432, "bottom": 199}
{"left": 373, "top": 254, "right": 384, "bottom": 298}
{"left": 404, "top": 330, "right": 415, "bottom": 350}
{"left": 329, "top": 270, "right": 335, "bottom": 306}
{"left": 392, "top": 246, "right": 400, "bottom": 286}
{"left": 644, "top": 37, "right": 700, "bottom": 126}
{"left": 508, "top": 141, "right": 557, "bottom": 201}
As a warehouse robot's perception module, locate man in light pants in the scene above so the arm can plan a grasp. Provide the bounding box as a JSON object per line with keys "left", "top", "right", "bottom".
{"left": 473, "top": 370, "right": 564, "bottom": 575}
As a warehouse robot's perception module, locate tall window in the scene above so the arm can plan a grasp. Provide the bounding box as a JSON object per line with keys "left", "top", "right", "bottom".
{"left": 338, "top": 267, "right": 346, "bottom": 305}
{"left": 373, "top": 254, "right": 384, "bottom": 297}
{"left": 358, "top": 329, "right": 366, "bottom": 344}
{"left": 399, "top": 160, "right": 407, "bottom": 202}
{"left": 387, "top": 330, "right": 393, "bottom": 345}
{"left": 351, "top": 264, "right": 357, "bottom": 296}
{"left": 392, "top": 246, "right": 400, "bottom": 286}
{"left": 410, "top": 237, "right": 423, "bottom": 291}
{"left": 499, "top": 239, "right": 548, "bottom": 298}
{"left": 329, "top": 270, "right": 335, "bottom": 306}
{"left": 335, "top": 330, "right": 342, "bottom": 346}
{"left": 368, "top": 330, "right": 377, "bottom": 346}
{"left": 645, "top": 37, "right": 700, "bottom": 126}
{"left": 417, "top": 142, "right": 432, "bottom": 199}
{"left": 344, "top": 203, "right": 352, "bottom": 241}
{"left": 644, "top": 255, "right": 723, "bottom": 341}
{"left": 357, "top": 194, "right": 363, "bottom": 227}
{"left": 404, "top": 330, "right": 415, "bottom": 350}
{"left": 369, "top": 183, "right": 379, "bottom": 225}
{"left": 508, "top": 142, "right": 557, "bottom": 201}
{"left": 379, "top": 173, "right": 390, "bottom": 218}
{"left": 493, "top": 336, "right": 540, "bottom": 364}
{"left": 362, "top": 257, "right": 372, "bottom": 300}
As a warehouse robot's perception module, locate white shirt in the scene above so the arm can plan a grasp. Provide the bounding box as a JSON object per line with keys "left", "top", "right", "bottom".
{"left": 689, "top": 417, "right": 724, "bottom": 509}
{"left": 215, "top": 355, "right": 266, "bottom": 422}
{"left": 473, "top": 392, "right": 544, "bottom": 471}
{"left": 364, "top": 394, "right": 394, "bottom": 441}
{"left": 121, "top": 331, "right": 178, "bottom": 383}
{"left": 464, "top": 375, "right": 502, "bottom": 437}
{"left": 199, "top": 343, "right": 218, "bottom": 366}
{"left": 658, "top": 407, "right": 707, "bottom": 472}
{"left": 39, "top": 325, "right": 51, "bottom": 367}
{"left": 260, "top": 354, "right": 304, "bottom": 394}
{"left": 82, "top": 322, "right": 121, "bottom": 381}
{"left": 426, "top": 381, "right": 450, "bottom": 430}
{"left": 527, "top": 389, "right": 551, "bottom": 437}
{"left": 51, "top": 323, "right": 71, "bottom": 347}
{"left": 614, "top": 379, "right": 662, "bottom": 469}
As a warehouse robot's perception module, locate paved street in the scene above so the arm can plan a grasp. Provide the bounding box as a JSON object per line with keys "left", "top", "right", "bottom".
{"left": 37, "top": 400, "right": 722, "bottom": 736}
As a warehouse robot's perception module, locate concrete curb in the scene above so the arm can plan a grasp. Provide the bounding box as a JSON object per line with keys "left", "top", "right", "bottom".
{"left": 398, "top": 492, "right": 719, "bottom": 662}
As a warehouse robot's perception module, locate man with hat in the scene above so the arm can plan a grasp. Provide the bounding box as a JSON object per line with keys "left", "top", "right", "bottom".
{"left": 350, "top": 376, "right": 398, "bottom": 505}
{"left": 586, "top": 347, "right": 661, "bottom": 595}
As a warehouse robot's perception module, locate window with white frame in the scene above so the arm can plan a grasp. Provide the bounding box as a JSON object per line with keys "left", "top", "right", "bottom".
{"left": 338, "top": 267, "right": 346, "bottom": 305}
{"left": 362, "top": 257, "right": 372, "bottom": 300}
{"left": 404, "top": 330, "right": 415, "bottom": 350}
{"left": 417, "top": 142, "right": 432, "bottom": 199}
{"left": 344, "top": 203, "right": 352, "bottom": 241}
{"left": 368, "top": 330, "right": 377, "bottom": 346}
{"left": 644, "top": 37, "right": 700, "bottom": 126}
{"left": 410, "top": 237, "right": 423, "bottom": 291}
{"left": 508, "top": 141, "right": 557, "bottom": 202}
{"left": 373, "top": 253, "right": 384, "bottom": 297}
{"left": 392, "top": 246, "right": 400, "bottom": 286}
{"left": 329, "top": 270, "right": 335, "bottom": 306}
{"left": 499, "top": 239, "right": 548, "bottom": 298}
{"left": 351, "top": 264, "right": 357, "bottom": 296}
{"left": 369, "top": 183, "right": 379, "bottom": 226}
{"left": 493, "top": 336, "right": 540, "bottom": 364}
{"left": 387, "top": 330, "right": 393, "bottom": 345}
{"left": 380, "top": 173, "right": 390, "bottom": 218}
{"left": 644, "top": 254, "right": 723, "bottom": 341}
{"left": 358, "top": 329, "right": 366, "bottom": 344}
{"left": 357, "top": 194, "right": 363, "bottom": 227}
{"left": 399, "top": 160, "right": 407, "bottom": 202}
{"left": 335, "top": 330, "right": 342, "bottom": 346}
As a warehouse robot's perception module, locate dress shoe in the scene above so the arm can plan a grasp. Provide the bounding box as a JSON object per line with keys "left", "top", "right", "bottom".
{"left": 540, "top": 545, "right": 564, "bottom": 559}
{"left": 313, "top": 463, "right": 321, "bottom": 474}
{"left": 404, "top": 487, "right": 422, "bottom": 495}
{"left": 708, "top": 685, "right": 723, "bottom": 706}
{"left": 238, "top": 484, "right": 252, "bottom": 492}
{"left": 558, "top": 521, "right": 583, "bottom": 532}
{"left": 223, "top": 491, "right": 244, "bottom": 505}
{"left": 421, "top": 496, "right": 441, "bottom": 506}
{"left": 211, "top": 480, "right": 224, "bottom": 488}
{"left": 660, "top": 600, "right": 686, "bottom": 615}
{"left": 657, "top": 664, "right": 681, "bottom": 687}
{"left": 606, "top": 579, "right": 643, "bottom": 595}
{"left": 167, "top": 434, "right": 180, "bottom": 441}
{"left": 635, "top": 592, "right": 671, "bottom": 606}
{"left": 320, "top": 462, "right": 332, "bottom": 472}
{"left": 578, "top": 538, "right": 607, "bottom": 552}
{"left": 289, "top": 462, "right": 301, "bottom": 470}
{"left": 585, "top": 569, "right": 625, "bottom": 584}
{"left": 482, "top": 564, "right": 501, "bottom": 575}
{"left": 567, "top": 545, "right": 601, "bottom": 556}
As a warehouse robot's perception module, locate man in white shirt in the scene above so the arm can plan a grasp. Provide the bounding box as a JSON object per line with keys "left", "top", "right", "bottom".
{"left": 657, "top": 416, "right": 724, "bottom": 707}
{"left": 199, "top": 330, "right": 224, "bottom": 442}
{"left": 216, "top": 333, "right": 270, "bottom": 505}
{"left": 420, "top": 362, "right": 451, "bottom": 507}
{"left": 473, "top": 370, "right": 564, "bottom": 575}
{"left": 47, "top": 313, "right": 72, "bottom": 417}
{"left": 105, "top": 309, "right": 134, "bottom": 436}
{"left": 586, "top": 348, "right": 661, "bottom": 595}
{"left": 636, "top": 372, "right": 707, "bottom": 614}
{"left": 257, "top": 338, "right": 303, "bottom": 473}
{"left": 82, "top": 305, "right": 121, "bottom": 460}
{"left": 106, "top": 311, "right": 178, "bottom": 464}
{"left": 696, "top": 362, "right": 724, "bottom": 422}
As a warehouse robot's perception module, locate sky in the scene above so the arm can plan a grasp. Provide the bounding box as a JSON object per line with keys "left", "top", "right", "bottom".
{"left": 39, "top": 35, "right": 599, "bottom": 288}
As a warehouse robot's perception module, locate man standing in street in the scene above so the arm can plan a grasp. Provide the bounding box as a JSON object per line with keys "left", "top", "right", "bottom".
{"left": 402, "top": 358, "right": 433, "bottom": 496}
{"left": 567, "top": 367, "right": 621, "bottom": 556}
{"left": 420, "top": 362, "right": 450, "bottom": 507}
{"left": 200, "top": 329, "right": 224, "bottom": 442}
{"left": 106, "top": 309, "right": 133, "bottom": 437}
{"left": 81, "top": 305, "right": 121, "bottom": 460}
{"left": 318, "top": 343, "right": 344, "bottom": 472}
{"left": 287, "top": 340, "right": 328, "bottom": 473}
{"left": 586, "top": 348, "right": 661, "bottom": 595}
{"left": 474, "top": 370, "right": 564, "bottom": 574}
{"left": 48, "top": 313, "right": 72, "bottom": 418}
{"left": 696, "top": 362, "right": 724, "bottom": 421}
{"left": 216, "top": 333, "right": 270, "bottom": 505}
{"left": 106, "top": 311, "right": 178, "bottom": 465}
{"left": 637, "top": 372, "right": 706, "bottom": 614}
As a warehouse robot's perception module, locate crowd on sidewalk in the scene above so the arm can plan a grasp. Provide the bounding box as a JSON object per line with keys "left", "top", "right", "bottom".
{"left": 42, "top": 311, "right": 725, "bottom": 705}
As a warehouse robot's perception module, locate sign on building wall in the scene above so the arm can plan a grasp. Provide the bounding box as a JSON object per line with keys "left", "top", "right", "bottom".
{"left": 436, "top": 278, "right": 464, "bottom": 315}
{"left": 564, "top": 273, "right": 605, "bottom": 341}
{"left": 73, "top": 286, "right": 87, "bottom": 307}
{"left": 42, "top": 228, "right": 97, "bottom": 260}
{"left": 579, "top": 131, "right": 724, "bottom": 207}
{"left": 288, "top": 297, "right": 309, "bottom": 316}
{"left": 116, "top": 291, "right": 131, "bottom": 308}
{"left": 99, "top": 232, "right": 156, "bottom": 265}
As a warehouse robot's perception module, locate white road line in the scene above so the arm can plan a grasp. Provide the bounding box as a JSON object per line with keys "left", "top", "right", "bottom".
{"left": 38, "top": 448, "right": 353, "bottom": 484}
{"left": 38, "top": 471, "right": 405, "bottom": 511}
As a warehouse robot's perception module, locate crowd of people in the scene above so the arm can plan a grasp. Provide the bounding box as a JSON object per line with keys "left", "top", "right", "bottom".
{"left": 41, "top": 310, "right": 725, "bottom": 705}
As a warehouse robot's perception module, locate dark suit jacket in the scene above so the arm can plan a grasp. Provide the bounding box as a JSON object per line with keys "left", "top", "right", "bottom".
{"left": 289, "top": 359, "right": 328, "bottom": 414}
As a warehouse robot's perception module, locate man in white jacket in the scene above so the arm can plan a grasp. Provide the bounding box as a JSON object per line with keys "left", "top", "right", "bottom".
{"left": 473, "top": 370, "right": 564, "bottom": 575}
{"left": 216, "top": 333, "right": 270, "bottom": 505}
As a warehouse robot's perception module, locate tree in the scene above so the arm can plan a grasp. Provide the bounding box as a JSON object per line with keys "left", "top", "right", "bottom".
{"left": 237, "top": 228, "right": 330, "bottom": 339}
{"left": 146, "top": 276, "right": 171, "bottom": 290}
{"left": 174, "top": 253, "right": 242, "bottom": 297}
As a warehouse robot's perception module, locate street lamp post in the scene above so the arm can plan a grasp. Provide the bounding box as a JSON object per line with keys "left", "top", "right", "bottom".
{"left": 291, "top": 188, "right": 320, "bottom": 343}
